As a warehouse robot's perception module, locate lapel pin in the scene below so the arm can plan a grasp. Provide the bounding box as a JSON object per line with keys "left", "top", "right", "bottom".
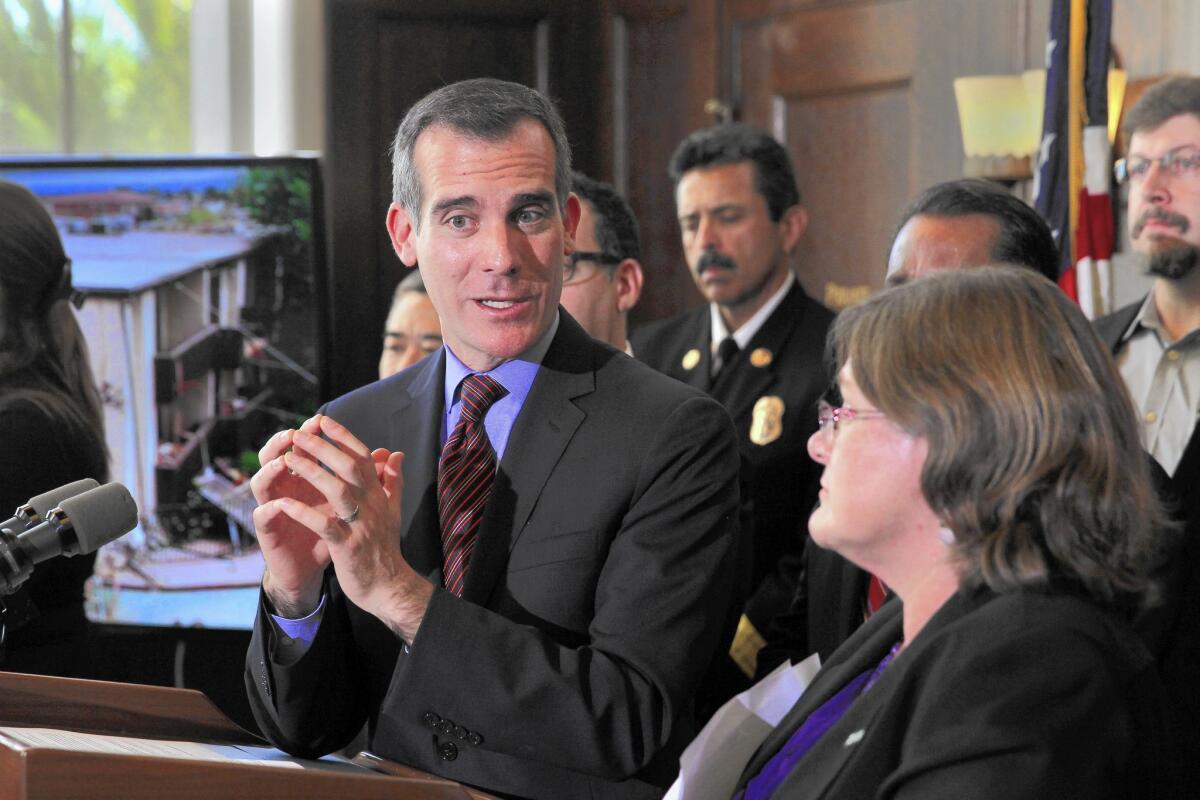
{"left": 844, "top": 729, "right": 865, "bottom": 747}
{"left": 750, "top": 347, "right": 773, "bottom": 368}
{"left": 681, "top": 348, "right": 701, "bottom": 371}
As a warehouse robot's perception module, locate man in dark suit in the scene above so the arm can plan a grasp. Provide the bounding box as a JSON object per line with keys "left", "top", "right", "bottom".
{"left": 1096, "top": 76, "right": 1200, "bottom": 760}
{"left": 243, "top": 79, "right": 741, "bottom": 800}
{"left": 756, "top": 179, "right": 1062, "bottom": 672}
{"left": 632, "top": 125, "right": 833, "bottom": 684}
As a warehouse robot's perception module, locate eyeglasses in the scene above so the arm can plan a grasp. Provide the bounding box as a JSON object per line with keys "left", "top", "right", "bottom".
{"left": 1114, "top": 146, "right": 1200, "bottom": 185}
{"left": 563, "top": 251, "right": 622, "bottom": 285}
{"left": 816, "top": 400, "right": 888, "bottom": 445}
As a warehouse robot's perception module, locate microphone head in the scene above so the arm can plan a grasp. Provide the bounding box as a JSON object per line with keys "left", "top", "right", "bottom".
{"left": 25, "top": 478, "right": 101, "bottom": 521}
{"left": 55, "top": 483, "right": 139, "bottom": 555}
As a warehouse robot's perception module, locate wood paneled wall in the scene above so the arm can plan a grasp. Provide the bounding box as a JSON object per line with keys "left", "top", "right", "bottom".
{"left": 325, "top": 0, "right": 1196, "bottom": 395}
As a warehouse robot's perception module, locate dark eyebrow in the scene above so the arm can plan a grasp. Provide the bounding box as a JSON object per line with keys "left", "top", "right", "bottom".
{"left": 1130, "top": 143, "right": 1200, "bottom": 160}
{"left": 510, "top": 191, "right": 555, "bottom": 211}
{"left": 430, "top": 195, "right": 478, "bottom": 217}
{"left": 680, "top": 203, "right": 743, "bottom": 222}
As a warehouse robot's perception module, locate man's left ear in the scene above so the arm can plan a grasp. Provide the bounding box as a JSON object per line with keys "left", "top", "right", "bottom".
{"left": 614, "top": 259, "right": 645, "bottom": 313}
{"left": 780, "top": 205, "right": 808, "bottom": 255}
{"left": 563, "top": 193, "right": 582, "bottom": 253}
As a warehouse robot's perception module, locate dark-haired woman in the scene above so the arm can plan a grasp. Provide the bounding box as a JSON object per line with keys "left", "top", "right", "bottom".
{"left": 1, "top": 180, "right": 108, "bottom": 676}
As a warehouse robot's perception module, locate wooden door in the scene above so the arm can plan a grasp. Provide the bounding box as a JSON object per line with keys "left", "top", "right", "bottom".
{"left": 724, "top": 0, "right": 1037, "bottom": 308}
{"left": 725, "top": 0, "right": 916, "bottom": 308}
{"left": 594, "top": 0, "right": 721, "bottom": 328}
{"left": 326, "top": 0, "right": 601, "bottom": 396}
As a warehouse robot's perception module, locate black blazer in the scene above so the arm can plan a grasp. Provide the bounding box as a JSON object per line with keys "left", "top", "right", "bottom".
{"left": 245, "top": 314, "right": 742, "bottom": 800}
{"left": 1096, "top": 299, "right": 1200, "bottom": 762}
{"left": 755, "top": 534, "right": 870, "bottom": 678}
{"left": 735, "top": 587, "right": 1181, "bottom": 799}
{"left": 632, "top": 281, "right": 834, "bottom": 630}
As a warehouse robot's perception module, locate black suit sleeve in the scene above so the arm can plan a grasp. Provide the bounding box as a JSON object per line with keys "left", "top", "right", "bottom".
{"left": 247, "top": 394, "right": 741, "bottom": 779}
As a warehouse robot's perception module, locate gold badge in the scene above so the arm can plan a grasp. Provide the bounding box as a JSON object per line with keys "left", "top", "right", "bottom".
{"left": 750, "top": 395, "right": 784, "bottom": 446}
{"left": 681, "top": 348, "right": 701, "bottom": 371}
{"left": 750, "top": 347, "right": 773, "bottom": 368}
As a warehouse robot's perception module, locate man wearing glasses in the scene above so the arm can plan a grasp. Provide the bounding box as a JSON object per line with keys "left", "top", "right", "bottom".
{"left": 1099, "top": 73, "right": 1195, "bottom": 762}
{"left": 632, "top": 125, "right": 833, "bottom": 689}
{"left": 1102, "top": 76, "right": 1200, "bottom": 479}
{"left": 559, "top": 171, "right": 644, "bottom": 352}
{"left": 1097, "top": 75, "right": 1200, "bottom": 760}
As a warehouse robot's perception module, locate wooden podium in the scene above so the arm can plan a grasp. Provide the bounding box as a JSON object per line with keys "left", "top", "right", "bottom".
{"left": 0, "top": 672, "right": 493, "bottom": 799}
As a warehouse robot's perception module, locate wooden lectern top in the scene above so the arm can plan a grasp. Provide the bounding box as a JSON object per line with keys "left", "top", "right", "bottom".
{"left": 0, "top": 672, "right": 494, "bottom": 800}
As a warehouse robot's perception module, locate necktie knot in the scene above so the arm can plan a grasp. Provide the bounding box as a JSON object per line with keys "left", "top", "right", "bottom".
{"left": 713, "top": 337, "right": 740, "bottom": 378}
{"left": 458, "top": 373, "right": 507, "bottom": 425}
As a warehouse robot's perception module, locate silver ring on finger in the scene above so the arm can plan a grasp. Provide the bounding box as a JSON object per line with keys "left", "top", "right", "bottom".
{"left": 337, "top": 503, "right": 361, "bottom": 525}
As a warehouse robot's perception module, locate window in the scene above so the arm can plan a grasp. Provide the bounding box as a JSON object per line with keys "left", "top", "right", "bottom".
{"left": 0, "top": 0, "right": 192, "bottom": 154}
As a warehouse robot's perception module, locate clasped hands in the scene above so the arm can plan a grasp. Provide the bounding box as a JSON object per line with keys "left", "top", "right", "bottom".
{"left": 250, "top": 414, "right": 432, "bottom": 642}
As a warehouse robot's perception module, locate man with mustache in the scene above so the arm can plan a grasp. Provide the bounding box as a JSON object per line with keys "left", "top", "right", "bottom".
{"left": 1095, "top": 76, "right": 1200, "bottom": 760}
{"left": 632, "top": 125, "right": 834, "bottom": 696}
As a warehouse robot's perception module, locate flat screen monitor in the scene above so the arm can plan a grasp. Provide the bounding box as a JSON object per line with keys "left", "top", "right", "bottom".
{"left": 0, "top": 155, "right": 329, "bottom": 629}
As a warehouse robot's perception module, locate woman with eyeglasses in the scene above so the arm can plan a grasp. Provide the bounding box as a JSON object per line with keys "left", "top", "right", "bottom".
{"left": 729, "top": 267, "right": 1180, "bottom": 798}
{"left": 0, "top": 180, "right": 108, "bottom": 675}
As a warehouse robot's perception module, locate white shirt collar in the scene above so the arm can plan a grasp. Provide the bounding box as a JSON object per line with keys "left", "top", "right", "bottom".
{"left": 709, "top": 270, "right": 796, "bottom": 351}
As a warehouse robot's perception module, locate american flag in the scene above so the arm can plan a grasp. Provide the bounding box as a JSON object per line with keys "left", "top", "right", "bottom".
{"left": 1033, "top": 0, "right": 1114, "bottom": 317}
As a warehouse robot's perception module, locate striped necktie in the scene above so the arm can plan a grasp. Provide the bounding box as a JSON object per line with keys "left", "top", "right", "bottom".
{"left": 437, "top": 373, "right": 507, "bottom": 596}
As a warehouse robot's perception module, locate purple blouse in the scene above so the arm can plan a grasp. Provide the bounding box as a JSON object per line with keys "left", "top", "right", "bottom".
{"left": 735, "top": 642, "right": 901, "bottom": 800}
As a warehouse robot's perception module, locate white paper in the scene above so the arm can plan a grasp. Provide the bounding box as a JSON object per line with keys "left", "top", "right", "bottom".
{"left": 665, "top": 653, "right": 821, "bottom": 800}
{"left": 0, "top": 727, "right": 302, "bottom": 768}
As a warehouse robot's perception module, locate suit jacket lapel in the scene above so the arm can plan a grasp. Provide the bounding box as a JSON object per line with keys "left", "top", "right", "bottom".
{"left": 394, "top": 353, "right": 446, "bottom": 583}
{"left": 460, "top": 315, "right": 594, "bottom": 605}
{"left": 1096, "top": 299, "right": 1142, "bottom": 353}
{"left": 739, "top": 590, "right": 994, "bottom": 799}
{"left": 737, "top": 600, "right": 904, "bottom": 792}
{"left": 679, "top": 308, "right": 713, "bottom": 392}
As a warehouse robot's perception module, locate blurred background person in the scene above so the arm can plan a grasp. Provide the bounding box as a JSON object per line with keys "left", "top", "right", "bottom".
{"left": 378, "top": 268, "right": 442, "bottom": 379}
{"left": 0, "top": 180, "right": 108, "bottom": 676}
{"left": 633, "top": 125, "right": 834, "bottom": 690}
{"left": 732, "top": 267, "right": 1177, "bottom": 799}
{"left": 885, "top": 178, "right": 1060, "bottom": 286}
{"left": 561, "top": 171, "right": 644, "bottom": 352}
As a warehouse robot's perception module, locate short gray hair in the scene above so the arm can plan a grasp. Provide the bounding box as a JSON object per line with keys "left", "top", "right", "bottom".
{"left": 390, "top": 78, "right": 572, "bottom": 228}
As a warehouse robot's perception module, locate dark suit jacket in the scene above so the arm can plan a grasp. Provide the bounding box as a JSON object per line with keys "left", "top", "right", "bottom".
{"left": 245, "top": 314, "right": 742, "bottom": 800}
{"left": 1096, "top": 299, "right": 1200, "bottom": 761}
{"left": 632, "top": 281, "right": 834, "bottom": 631}
{"left": 735, "top": 587, "right": 1181, "bottom": 799}
{"left": 755, "top": 534, "right": 869, "bottom": 677}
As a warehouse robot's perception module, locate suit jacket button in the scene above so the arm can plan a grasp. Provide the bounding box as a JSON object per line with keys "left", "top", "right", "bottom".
{"left": 467, "top": 732, "right": 483, "bottom": 746}
{"left": 438, "top": 741, "right": 458, "bottom": 761}
{"left": 422, "top": 712, "right": 441, "bottom": 729}
{"left": 453, "top": 725, "right": 468, "bottom": 740}
{"left": 438, "top": 720, "right": 455, "bottom": 735}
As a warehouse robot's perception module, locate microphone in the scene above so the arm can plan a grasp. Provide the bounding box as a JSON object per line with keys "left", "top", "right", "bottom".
{"left": 0, "top": 482, "right": 138, "bottom": 596}
{"left": 0, "top": 478, "right": 100, "bottom": 535}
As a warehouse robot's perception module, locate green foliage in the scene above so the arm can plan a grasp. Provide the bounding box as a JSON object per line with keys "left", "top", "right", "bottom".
{"left": 234, "top": 167, "right": 314, "bottom": 243}
{"left": 180, "top": 204, "right": 218, "bottom": 225}
{"left": 0, "top": 0, "right": 191, "bottom": 153}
